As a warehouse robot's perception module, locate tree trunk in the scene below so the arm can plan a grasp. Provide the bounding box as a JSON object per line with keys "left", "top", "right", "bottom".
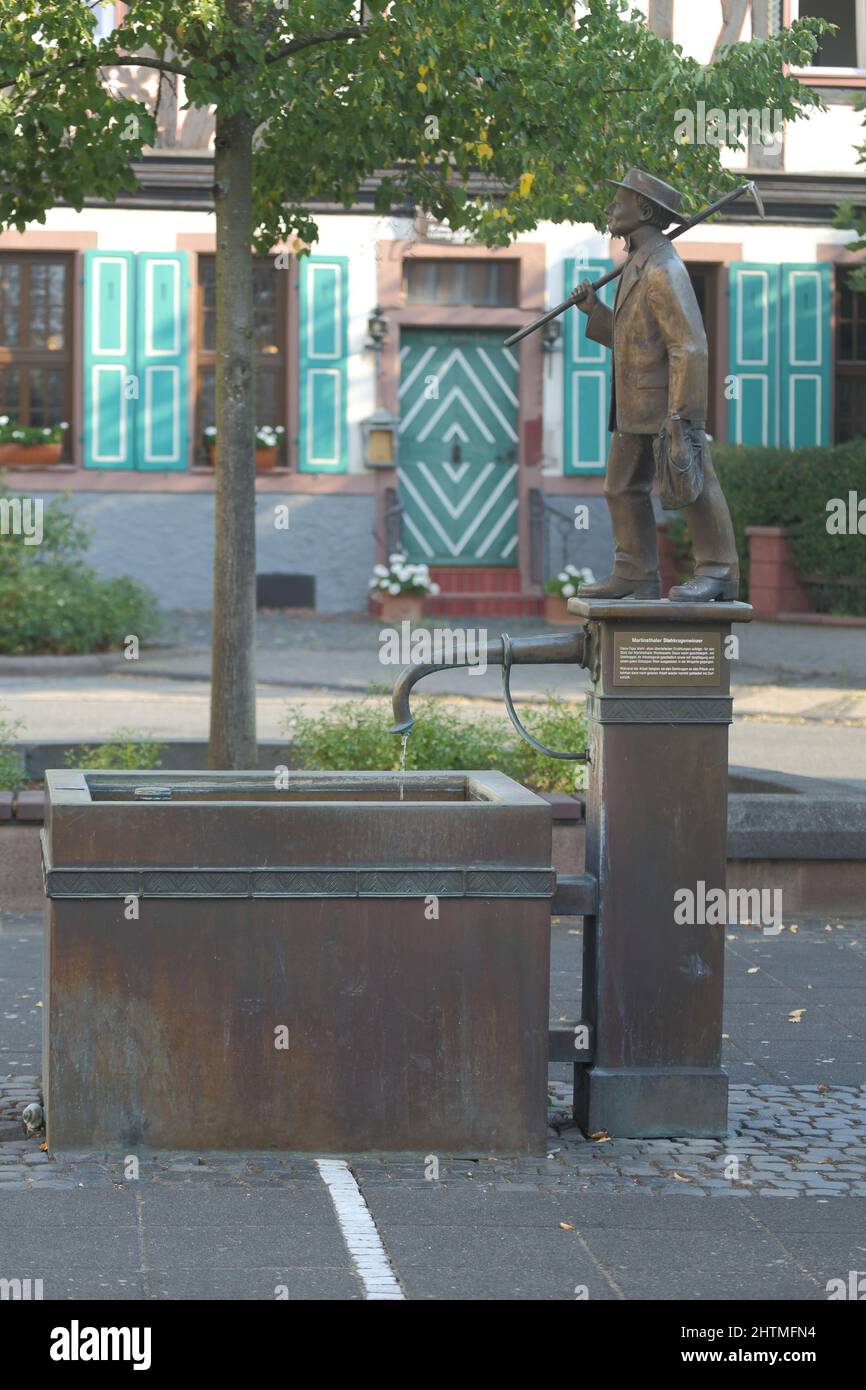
{"left": 209, "top": 108, "right": 257, "bottom": 769}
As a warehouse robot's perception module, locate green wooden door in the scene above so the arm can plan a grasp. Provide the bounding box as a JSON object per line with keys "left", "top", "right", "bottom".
{"left": 398, "top": 329, "right": 519, "bottom": 565}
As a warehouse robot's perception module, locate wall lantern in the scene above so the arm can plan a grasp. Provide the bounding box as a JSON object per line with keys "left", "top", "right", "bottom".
{"left": 540, "top": 317, "right": 562, "bottom": 354}
{"left": 362, "top": 407, "right": 400, "bottom": 469}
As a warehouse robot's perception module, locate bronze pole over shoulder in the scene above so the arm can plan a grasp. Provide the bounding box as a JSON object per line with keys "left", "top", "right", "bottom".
{"left": 504, "top": 180, "right": 764, "bottom": 349}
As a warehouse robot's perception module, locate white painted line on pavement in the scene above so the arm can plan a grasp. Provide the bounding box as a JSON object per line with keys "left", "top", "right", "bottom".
{"left": 316, "top": 1158, "right": 405, "bottom": 1301}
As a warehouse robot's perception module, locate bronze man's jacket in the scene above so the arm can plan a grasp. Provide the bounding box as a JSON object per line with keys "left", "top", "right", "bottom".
{"left": 584, "top": 228, "right": 707, "bottom": 434}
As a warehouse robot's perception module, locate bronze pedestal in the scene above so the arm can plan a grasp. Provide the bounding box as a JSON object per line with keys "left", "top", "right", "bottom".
{"left": 568, "top": 597, "right": 753, "bottom": 1137}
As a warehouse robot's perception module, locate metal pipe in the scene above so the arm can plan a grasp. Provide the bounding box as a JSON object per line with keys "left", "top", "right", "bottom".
{"left": 389, "top": 629, "right": 586, "bottom": 735}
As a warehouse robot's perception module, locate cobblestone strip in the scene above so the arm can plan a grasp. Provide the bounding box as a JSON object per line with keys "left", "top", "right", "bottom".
{"left": 2, "top": 1076, "right": 864, "bottom": 1195}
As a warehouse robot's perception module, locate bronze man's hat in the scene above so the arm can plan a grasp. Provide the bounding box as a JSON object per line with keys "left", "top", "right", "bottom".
{"left": 605, "top": 168, "right": 688, "bottom": 224}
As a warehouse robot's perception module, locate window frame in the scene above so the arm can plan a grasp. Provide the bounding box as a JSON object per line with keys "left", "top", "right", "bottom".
{"left": 403, "top": 256, "right": 521, "bottom": 307}
{"left": 194, "top": 253, "right": 289, "bottom": 466}
{"left": 788, "top": 0, "right": 866, "bottom": 77}
{"left": 834, "top": 273, "right": 866, "bottom": 441}
{"left": 0, "top": 251, "right": 74, "bottom": 454}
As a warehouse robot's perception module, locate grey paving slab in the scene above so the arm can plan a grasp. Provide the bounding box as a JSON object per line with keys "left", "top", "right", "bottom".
{"left": 0, "top": 1190, "right": 140, "bottom": 1225}
{"left": 747, "top": 1198, "right": 866, "bottom": 1232}
{"left": 362, "top": 1186, "right": 569, "bottom": 1227}
{"left": 760, "top": 1235, "right": 866, "bottom": 1292}
{"left": 142, "top": 1224, "right": 349, "bottom": 1270}
{"left": 545, "top": 1195, "right": 758, "bottom": 1231}
{"left": 375, "top": 1223, "right": 617, "bottom": 1300}
{"left": 147, "top": 1270, "right": 363, "bottom": 1301}
{"left": 396, "top": 1261, "right": 621, "bottom": 1301}
{"left": 0, "top": 1224, "right": 140, "bottom": 1272}
{"left": 139, "top": 1186, "right": 337, "bottom": 1225}
{"left": 577, "top": 1230, "right": 822, "bottom": 1302}
{"left": 39, "top": 1276, "right": 146, "bottom": 1301}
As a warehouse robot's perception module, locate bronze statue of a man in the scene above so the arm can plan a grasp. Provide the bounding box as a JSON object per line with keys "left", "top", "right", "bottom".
{"left": 577, "top": 169, "right": 738, "bottom": 602}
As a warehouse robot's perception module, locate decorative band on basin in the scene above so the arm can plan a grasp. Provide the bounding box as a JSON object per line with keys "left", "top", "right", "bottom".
{"left": 41, "top": 862, "right": 558, "bottom": 900}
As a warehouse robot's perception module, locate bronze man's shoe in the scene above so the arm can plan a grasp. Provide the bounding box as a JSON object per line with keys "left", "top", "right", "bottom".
{"left": 668, "top": 576, "right": 739, "bottom": 602}
{"left": 578, "top": 572, "right": 661, "bottom": 601}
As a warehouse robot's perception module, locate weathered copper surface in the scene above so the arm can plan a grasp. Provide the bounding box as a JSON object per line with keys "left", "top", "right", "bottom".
{"left": 385, "top": 597, "right": 754, "bottom": 1139}
{"left": 573, "top": 598, "right": 753, "bottom": 1137}
{"left": 42, "top": 771, "right": 552, "bottom": 1155}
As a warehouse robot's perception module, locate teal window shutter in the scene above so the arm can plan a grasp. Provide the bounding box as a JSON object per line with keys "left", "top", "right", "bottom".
{"left": 563, "top": 257, "right": 614, "bottom": 474}
{"left": 780, "top": 263, "right": 831, "bottom": 447}
{"left": 298, "top": 256, "right": 348, "bottom": 473}
{"left": 134, "top": 252, "right": 189, "bottom": 471}
{"left": 727, "top": 263, "right": 778, "bottom": 447}
{"left": 83, "top": 251, "right": 136, "bottom": 469}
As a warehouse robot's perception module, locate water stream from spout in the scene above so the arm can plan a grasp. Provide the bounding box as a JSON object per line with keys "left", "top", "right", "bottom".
{"left": 399, "top": 733, "right": 409, "bottom": 802}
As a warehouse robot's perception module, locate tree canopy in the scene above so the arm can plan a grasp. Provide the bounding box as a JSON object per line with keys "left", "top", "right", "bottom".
{"left": 0, "top": 0, "right": 826, "bottom": 245}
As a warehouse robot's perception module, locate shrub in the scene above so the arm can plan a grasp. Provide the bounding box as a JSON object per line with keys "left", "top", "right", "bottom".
{"left": 0, "top": 477, "right": 163, "bottom": 653}
{"left": 666, "top": 440, "right": 866, "bottom": 614}
{"left": 285, "top": 693, "right": 587, "bottom": 794}
{"left": 0, "top": 705, "right": 25, "bottom": 792}
{"left": 64, "top": 731, "right": 167, "bottom": 771}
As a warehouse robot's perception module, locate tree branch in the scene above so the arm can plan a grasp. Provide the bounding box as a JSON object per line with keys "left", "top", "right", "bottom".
{"left": 266, "top": 25, "right": 368, "bottom": 64}
{"left": 0, "top": 52, "right": 191, "bottom": 93}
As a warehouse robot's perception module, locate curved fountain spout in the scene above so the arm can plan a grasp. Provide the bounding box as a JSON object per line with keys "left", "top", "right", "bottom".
{"left": 390, "top": 629, "right": 586, "bottom": 736}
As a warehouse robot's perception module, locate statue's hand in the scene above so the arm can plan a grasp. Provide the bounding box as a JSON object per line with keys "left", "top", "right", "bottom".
{"left": 574, "top": 279, "right": 598, "bottom": 316}
{"left": 666, "top": 416, "right": 705, "bottom": 468}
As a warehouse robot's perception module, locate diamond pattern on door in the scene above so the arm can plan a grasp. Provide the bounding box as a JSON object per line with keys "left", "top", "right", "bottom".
{"left": 398, "top": 329, "right": 519, "bottom": 565}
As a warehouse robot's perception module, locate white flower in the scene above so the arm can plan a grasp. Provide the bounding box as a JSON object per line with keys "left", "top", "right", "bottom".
{"left": 11, "top": 430, "right": 23, "bottom": 439}
{"left": 204, "top": 425, "right": 217, "bottom": 438}
{"left": 562, "top": 583, "right": 575, "bottom": 597}
{"left": 59, "top": 421, "right": 69, "bottom": 430}
{"left": 558, "top": 571, "right": 569, "bottom": 583}
{"left": 373, "top": 564, "right": 388, "bottom": 577}
{"left": 0, "top": 416, "right": 8, "bottom": 425}
{"left": 389, "top": 552, "right": 406, "bottom": 565}
{"left": 388, "top": 583, "right": 401, "bottom": 596}
{"left": 580, "top": 567, "right": 595, "bottom": 583}
{"left": 42, "top": 427, "right": 52, "bottom": 436}
{"left": 429, "top": 583, "right": 440, "bottom": 595}
{"left": 565, "top": 564, "right": 579, "bottom": 576}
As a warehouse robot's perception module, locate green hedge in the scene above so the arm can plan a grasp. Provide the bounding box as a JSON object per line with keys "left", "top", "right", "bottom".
{"left": 667, "top": 439, "right": 866, "bottom": 615}
{"left": 285, "top": 693, "right": 588, "bottom": 794}
{"left": 0, "top": 478, "right": 163, "bottom": 653}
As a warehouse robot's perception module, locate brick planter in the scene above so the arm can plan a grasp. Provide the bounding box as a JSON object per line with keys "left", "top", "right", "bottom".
{"left": 746, "top": 526, "right": 812, "bottom": 619}
{"left": 544, "top": 594, "right": 573, "bottom": 625}
{"left": 372, "top": 593, "right": 425, "bottom": 622}
{"left": 0, "top": 443, "right": 63, "bottom": 466}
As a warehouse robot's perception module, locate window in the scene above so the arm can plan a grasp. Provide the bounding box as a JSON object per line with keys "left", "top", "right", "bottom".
{"left": 404, "top": 258, "right": 519, "bottom": 306}
{"left": 686, "top": 265, "right": 719, "bottom": 438}
{"left": 835, "top": 279, "right": 866, "bottom": 441}
{"left": 196, "top": 256, "right": 287, "bottom": 464}
{"left": 791, "top": 1, "right": 866, "bottom": 70}
{"left": 0, "top": 254, "right": 73, "bottom": 454}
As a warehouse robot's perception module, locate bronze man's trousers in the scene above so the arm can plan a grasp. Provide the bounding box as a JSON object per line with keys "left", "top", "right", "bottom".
{"left": 604, "top": 431, "right": 739, "bottom": 583}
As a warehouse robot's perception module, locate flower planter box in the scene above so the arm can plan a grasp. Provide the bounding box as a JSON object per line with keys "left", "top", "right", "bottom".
{"left": 746, "top": 525, "right": 813, "bottom": 619}
{"left": 544, "top": 594, "right": 573, "bottom": 625}
{"left": 374, "top": 593, "right": 425, "bottom": 622}
{"left": 0, "top": 443, "right": 63, "bottom": 467}
{"left": 206, "top": 446, "right": 280, "bottom": 471}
